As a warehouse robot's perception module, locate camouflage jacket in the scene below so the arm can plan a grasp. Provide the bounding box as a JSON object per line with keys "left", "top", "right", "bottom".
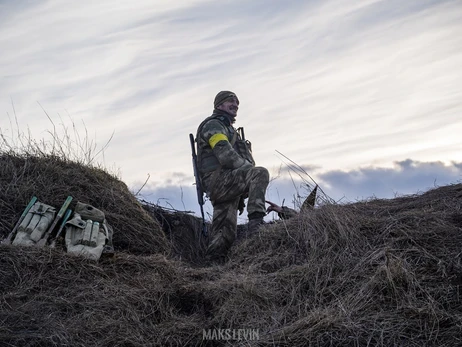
{"left": 196, "top": 110, "right": 254, "bottom": 190}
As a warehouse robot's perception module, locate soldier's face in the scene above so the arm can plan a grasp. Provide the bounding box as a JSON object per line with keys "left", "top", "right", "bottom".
{"left": 217, "top": 97, "right": 239, "bottom": 117}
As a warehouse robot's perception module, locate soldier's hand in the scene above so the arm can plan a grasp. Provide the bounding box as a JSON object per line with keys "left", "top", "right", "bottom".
{"left": 265, "top": 200, "right": 284, "bottom": 214}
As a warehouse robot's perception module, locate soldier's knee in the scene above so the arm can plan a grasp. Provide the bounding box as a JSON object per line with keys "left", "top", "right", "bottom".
{"left": 254, "top": 166, "right": 269, "bottom": 183}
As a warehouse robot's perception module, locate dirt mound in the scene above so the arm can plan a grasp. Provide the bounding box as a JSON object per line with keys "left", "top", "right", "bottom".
{"left": 1, "top": 153, "right": 462, "bottom": 346}
{"left": 0, "top": 247, "right": 203, "bottom": 346}
{"left": 0, "top": 154, "right": 168, "bottom": 255}
{"left": 224, "top": 184, "right": 462, "bottom": 345}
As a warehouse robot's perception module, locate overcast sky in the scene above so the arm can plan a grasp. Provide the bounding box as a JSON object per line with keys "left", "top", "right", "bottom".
{"left": 1, "top": 0, "right": 461, "bottom": 221}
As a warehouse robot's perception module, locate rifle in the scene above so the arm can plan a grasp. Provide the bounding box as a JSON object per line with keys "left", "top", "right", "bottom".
{"left": 236, "top": 126, "right": 255, "bottom": 166}
{"left": 237, "top": 127, "right": 245, "bottom": 141}
{"left": 36, "top": 196, "right": 73, "bottom": 247}
{"left": 49, "top": 208, "right": 73, "bottom": 248}
{"left": 2, "top": 196, "right": 38, "bottom": 245}
{"left": 189, "top": 133, "right": 208, "bottom": 237}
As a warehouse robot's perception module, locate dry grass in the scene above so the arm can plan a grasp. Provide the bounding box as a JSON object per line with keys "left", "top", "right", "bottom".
{"left": 224, "top": 186, "right": 462, "bottom": 346}
{"left": 1, "top": 124, "right": 462, "bottom": 346}
{"left": 141, "top": 200, "right": 208, "bottom": 264}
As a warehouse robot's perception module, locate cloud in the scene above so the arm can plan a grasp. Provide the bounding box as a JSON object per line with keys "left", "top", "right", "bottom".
{"left": 134, "top": 159, "right": 462, "bottom": 223}
{"left": 1, "top": 0, "right": 461, "bottom": 190}
{"left": 317, "top": 159, "right": 462, "bottom": 201}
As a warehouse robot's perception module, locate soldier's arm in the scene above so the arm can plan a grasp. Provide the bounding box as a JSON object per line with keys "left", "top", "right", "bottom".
{"left": 202, "top": 120, "right": 251, "bottom": 169}
{"left": 266, "top": 200, "right": 298, "bottom": 220}
{"left": 278, "top": 206, "right": 298, "bottom": 220}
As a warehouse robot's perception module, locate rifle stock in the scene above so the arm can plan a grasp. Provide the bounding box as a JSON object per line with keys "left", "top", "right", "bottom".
{"left": 189, "top": 133, "right": 208, "bottom": 237}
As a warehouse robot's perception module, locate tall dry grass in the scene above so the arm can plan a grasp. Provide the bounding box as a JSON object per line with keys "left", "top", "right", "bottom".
{"left": 1, "top": 108, "right": 113, "bottom": 167}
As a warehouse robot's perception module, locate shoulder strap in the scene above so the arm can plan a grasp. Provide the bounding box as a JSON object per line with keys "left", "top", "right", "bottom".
{"left": 230, "top": 130, "right": 238, "bottom": 146}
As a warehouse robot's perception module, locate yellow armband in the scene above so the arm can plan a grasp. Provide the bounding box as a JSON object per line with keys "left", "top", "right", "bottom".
{"left": 209, "top": 133, "right": 228, "bottom": 149}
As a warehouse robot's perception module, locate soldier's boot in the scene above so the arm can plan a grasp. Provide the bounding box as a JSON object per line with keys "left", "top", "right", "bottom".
{"left": 205, "top": 230, "right": 232, "bottom": 265}
{"left": 247, "top": 212, "right": 265, "bottom": 236}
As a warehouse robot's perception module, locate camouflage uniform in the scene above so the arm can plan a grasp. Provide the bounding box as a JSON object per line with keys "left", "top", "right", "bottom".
{"left": 196, "top": 109, "right": 269, "bottom": 261}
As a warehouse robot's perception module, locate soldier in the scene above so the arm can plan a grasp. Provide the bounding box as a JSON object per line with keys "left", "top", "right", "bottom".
{"left": 196, "top": 91, "right": 269, "bottom": 262}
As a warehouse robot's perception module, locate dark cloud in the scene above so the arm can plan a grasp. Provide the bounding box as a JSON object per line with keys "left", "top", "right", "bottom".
{"left": 452, "top": 161, "right": 462, "bottom": 170}
{"left": 318, "top": 159, "right": 462, "bottom": 201}
{"left": 132, "top": 159, "right": 462, "bottom": 223}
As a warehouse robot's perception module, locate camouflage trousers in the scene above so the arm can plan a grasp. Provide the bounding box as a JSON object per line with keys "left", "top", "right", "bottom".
{"left": 205, "top": 165, "right": 269, "bottom": 260}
